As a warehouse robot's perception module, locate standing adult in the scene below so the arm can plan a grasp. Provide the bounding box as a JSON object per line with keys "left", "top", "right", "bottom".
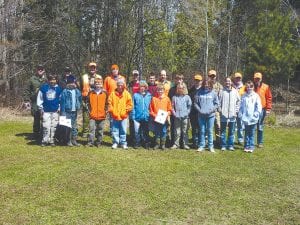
{"left": 59, "top": 66, "right": 76, "bottom": 90}
{"left": 253, "top": 72, "right": 272, "bottom": 148}
{"left": 23, "top": 64, "right": 47, "bottom": 140}
{"left": 80, "top": 62, "right": 102, "bottom": 138}
{"left": 147, "top": 73, "right": 157, "bottom": 96}
{"left": 208, "top": 69, "right": 223, "bottom": 147}
{"left": 232, "top": 72, "right": 245, "bottom": 144}
{"left": 219, "top": 77, "right": 241, "bottom": 151}
{"left": 188, "top": 74, "right": 203, "bottom": 149}
{"left": 194, "top": 79, "right": 219, "bottom": 152}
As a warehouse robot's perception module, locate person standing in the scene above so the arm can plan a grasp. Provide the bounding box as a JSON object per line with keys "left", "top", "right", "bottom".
{"left": 219, "top": 77, "right": 240, "bottom": 151}
{"left": 208, "top": 69, "right": 223, "bottom": 147}
{"left": 131, "top": 81, "right": 152, "bottom": 149}
{"left": 194, "top": 79, "right": 219, "bottom": 153}
{"left": 37, "top": 74, "right": 62, "bottom": 146}
{"left": 86, "top": 78, "right": 108, "bottom": 147}
{"left": 232, "top": 72, "right": 245, "bottom": 144}
{"left": 60, "top": 75, "right": 82, "bottom": 147}
{"left": 23, "top": 64, "right": 47, "bottom": 140}
{"left": 147, "top": 73, "right": 157, "bottom": 96}
{"left": 108, "top": 79, "right": 133, "bottom": 149}
{"left": 80, "top": 62, "right": 102, "bottom": 138}
{"left": 157, "top": 70, "right": 171, "bottom": 96}
{"left": 170, "top": 83, "right": 192, "bottom": 150}
{"left": 188, "top": 74, "right": 203, "bottom": 149}
{"left": 103, "top": 64, "right": 127, "bottom": 95}
{"left": 149, "top": 84, "right": 172, "bottom": 150}
{"left": 239, "top": 81, "right": 262, "bottom": 153}
{"left": 253, "top": 72, "right": 272, "bottom": 148}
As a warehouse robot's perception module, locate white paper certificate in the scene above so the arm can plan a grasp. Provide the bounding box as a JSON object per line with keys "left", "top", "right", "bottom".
{"left": 154, "top": 109, "right": 168, "bottom": 124}
{"left": 59, "top": 116, "right": 72, "bottom": 128}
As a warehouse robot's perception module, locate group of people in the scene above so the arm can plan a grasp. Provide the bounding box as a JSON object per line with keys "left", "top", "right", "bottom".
{"left": 24, "top": 63, "right": 272, "bottom": 153}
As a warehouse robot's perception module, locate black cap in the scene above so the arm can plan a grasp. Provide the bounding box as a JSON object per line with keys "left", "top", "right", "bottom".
{"left": 37, "top": 64, "right": 44, "bottom": 70}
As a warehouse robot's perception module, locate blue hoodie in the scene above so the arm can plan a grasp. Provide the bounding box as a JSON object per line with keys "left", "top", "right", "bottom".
{"left": 131, "top": 91, "right": 152, "bottom": 121}
{"left": 194, "top": 88, "right": 219, "bottom": 118}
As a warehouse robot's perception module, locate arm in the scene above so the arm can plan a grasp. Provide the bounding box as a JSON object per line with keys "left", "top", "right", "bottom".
{"left": 265, "top": 85, "right": 272, "bottom": 113}
{"left": 36, "top": 90, "right": 43, "bottom": 111}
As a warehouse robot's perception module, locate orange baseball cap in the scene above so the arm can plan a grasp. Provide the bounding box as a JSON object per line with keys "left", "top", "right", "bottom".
{"left": 111, "top": 64, "right": 119, "bottom": 70}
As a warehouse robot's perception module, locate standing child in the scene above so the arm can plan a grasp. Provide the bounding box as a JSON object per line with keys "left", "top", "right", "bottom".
{"left": 219, "top": 77, "right": 240, "bottom": 151}
{"left": 131, "top": 80, "right": 152, "bottom": 149}
{"left": 87, "top": 78, "right": 108, "bottom": 147}
{"left": 108, "top": 79, "right": 133, "bottom": 149}
{"left": 37, "top": 74, "right": 62, "bottom": 146}
{"left": 238, "top": 81, "right": 262, "bottom": 153}
{"left": 149, "top": 84, "right": 172, "bottom": 150}
{"left": 60, "top": 75, "right": 82, "bottom": 146}
{"left": 194, "top": 79, "right": 219, "bottom": 152}
{"left": 171, "top": 83, "right": 192, "bottom": 149}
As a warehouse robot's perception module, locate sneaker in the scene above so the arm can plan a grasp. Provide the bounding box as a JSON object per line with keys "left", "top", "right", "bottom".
{"left": 87, "top": 142, "right": 94, "bottom": 147}
{"left": 96, "top": 143, "right": 101, "bottom": 148}
{"left": 221, "top": 147, "right": 226, "bottom": 151}
{"left": 244, "top": 148, "right": 249, "bottom": 152}
{"left": 170, "top": 144, "right": 178, "bottom": 149}
{"left": 248, "top": 149, "right": 254, "bottom": 153}
{"left": 258, "top": 144, "right": 264, "bottom": 148}
{"left": 196, "top": 147, "right": 204, "bottom": 152}
{"left": 50, "top": 143, "right": 56, "bottom": 147}
{"left": 209, "top": 148, "right": 215, "bottom": 153}
{"left": 228, "top": 147, "right": 235, "bottom": 151}
{"left": 183, "top": 145, "right": 190, "bottom": 150}
{"left": 41, "top": 143, "right": 46, "bottom": 147}
{"left": 153, "top": 144, "right": 160, "bottom": 150}
{"left": 122, "top": 144, "right": 128, "bottom": 149}
{"left": 112, "top": 143, "right": 118, "bottom": 149}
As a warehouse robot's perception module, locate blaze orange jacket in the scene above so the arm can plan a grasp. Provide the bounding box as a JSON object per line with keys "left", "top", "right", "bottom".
{"left": 108, "top": 89, "right": 133, "bottom": 120}
{"left": 149, "top": 95, "right": 172, "bottom": 118}
{"left": 103, "top": 74, "right": 127, "bottom": 95}
{"left": 87, "top": 89, "right": 108, "bottom": 120}
{"left": 255, "top": 83, "right": 272, "bottom": 110}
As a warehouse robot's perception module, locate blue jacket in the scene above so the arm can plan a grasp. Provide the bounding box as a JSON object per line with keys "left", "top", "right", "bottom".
{"left": 60, "top": 86, "right": 82, "bottom": 114}
{"left": 238, "top": 91, "right": 262, "bottom": 125}
{"left": 37, "top": 84, "right": 62, "bottom": 112}
{"left": 131, "top": 92, "right": 152, "bottom": 121}
{"left": 194, "top": 88, "right": 219, "bottom": 118}
{"left": 172, "top": 94, "right": 192, "bottom": 118}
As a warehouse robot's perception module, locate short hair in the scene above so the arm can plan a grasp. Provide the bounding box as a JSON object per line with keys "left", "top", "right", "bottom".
{"left": 47, "top": 74, "right": 58, "bottom": 81}
{"left": 156, "top": 84, "right": 165, "bottom": 90}
{"left": 245, "top": 80, "right": 254, "bottom": 91}
{"left": 201, "top": 79, "right": 213, "bottom": 89}
{"left": 175, "top": 74, "right": 184, "bottom": 80}
{"left": 94, "top": 78, "right": 103, "bottom": 84}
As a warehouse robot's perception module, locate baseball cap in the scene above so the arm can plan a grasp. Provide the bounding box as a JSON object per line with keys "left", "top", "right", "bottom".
{"left": 254, "top": 72, "right": 262, "bottom": 79}
{"left": 111, "top": 64, "right": 119, "bottom": 70}
{"left": 234, "top": 72, "right": 242, "bottom": 78}
{"left": 194, "top": 74, "right": 203, "bottom": 80}
{"left": 160, "top": 70, "right": 167, "bottom": 76}
{"left": 208, "top": 70, "right": 217, "bottom": 76}
{"left": 88, "top": 62, "right": 97, "bottom": 67}
{"left": 132, "top": 70, "right": 139, "bottom": 75}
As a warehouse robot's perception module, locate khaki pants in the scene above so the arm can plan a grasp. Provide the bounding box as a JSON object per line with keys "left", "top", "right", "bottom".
{"left": 42, "top": 112, "right": 59, "bottom": 144}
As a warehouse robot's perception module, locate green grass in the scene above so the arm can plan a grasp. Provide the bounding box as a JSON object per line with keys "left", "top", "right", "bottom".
{"left": 0, "top": 121, "right": 299, "bottom": 225}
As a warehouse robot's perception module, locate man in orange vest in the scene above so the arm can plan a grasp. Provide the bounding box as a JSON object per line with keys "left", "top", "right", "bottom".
{"left": 253, "top": 72, "right": 272, "bottom": 148}
{"left": 80, "top": 62, "right": 102, "bottom": 138}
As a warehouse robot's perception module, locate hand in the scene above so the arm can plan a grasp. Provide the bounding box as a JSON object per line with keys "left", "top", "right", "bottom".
{"left": 266, "top": 110, "right": 271, "bottom": 116}
{"left": 23, "top": 101, "right": 31, "bottom": 110}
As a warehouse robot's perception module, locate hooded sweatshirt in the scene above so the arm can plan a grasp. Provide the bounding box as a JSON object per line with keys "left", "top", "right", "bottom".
{"left": 238, "top": 91, "right": 262, "bottom": 125}
{"left": 219, "top": 87, "right": 241, "bottom": 122}
{"left": 194, "top": 88, "right": 219, "bottom": 118}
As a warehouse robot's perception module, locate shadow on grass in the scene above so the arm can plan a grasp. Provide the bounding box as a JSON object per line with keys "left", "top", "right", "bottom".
{"left": 15, "top": 132, "right": 40, "bottom": 145}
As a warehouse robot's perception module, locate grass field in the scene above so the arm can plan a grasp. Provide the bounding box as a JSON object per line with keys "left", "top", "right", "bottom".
{"left": 0, "top": 121, "right": 299, "bottom": 225}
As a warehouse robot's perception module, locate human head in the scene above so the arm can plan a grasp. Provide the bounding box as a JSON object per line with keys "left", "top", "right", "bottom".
{"left": 160, "top": 70, "right": 167, "bottom": 81}
{"left": 156, "top": 84, "right": 165, "bottom": 97}
{"left": 233, "top": 72, "right": 242, "bottom": 84}
{"left": 201, "top": 79, "right": 213, "bottom": 90}
{"left": 132, "top": 70, "right": 140, "bottom": 81}
{"left": 94, "top": 77, "right": 103, "bottom": 90}
{"left": 36, "top": 64, "right": 45, "bottom": 77}
{"left": 208, "top": 69, "right": 217, "bottom": 82}
{"left": 148, "top": 73, "right": 156, "bottom": 84}
{"left": 47, "top": 74, "right": 58, "bottom": 87}
{"left": 194, "top": 74, "right": 203, "bottom": 87}
{"left": 253, "top": 72, "right": 262, "bottom": 85}
{"left": 139, "top": 80, "right": 148, "bottom": 93}
{"left": 88, "top": 62, "right": 97, "bottom": 75}
{"left": 116, "top": 78, "right": 125, "bottom": 93}
{"left": 224, "top": 77, "right": 232, "bottom": 89}
{"left": 111, "top": 64, "right": 119, "bottom": 77}
{"left": 176, "top": 83, "right": 185, "bottom": 95}
{"left": 174, "top": 74, "right": 184, "bottom": 85}
{"left": 245, "top": 80, "right": 254, "bottom": 93}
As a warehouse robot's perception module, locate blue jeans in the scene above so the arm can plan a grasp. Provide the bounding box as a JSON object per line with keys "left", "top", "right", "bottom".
{"left": 65, "top": 111, "right": 78, "bottom": 137}
{"left": 236, "top": 117, "right": 244, "bottom": 143}
{"left": 133, "top": 120, "right": 150, "bottom": 145}
{"left": 198, "top": 116, "right": 215, "bottom": 149}
{"left": 112, "top": 119, "right": 128, "bottom": 145}
{"left": 245, "top": 124, "right": 256, "bottom": 150}
{"left": 153, "top": 122, "right": 168, "bottom": 139}
{"left": 257, "top": 109, "right": 266, "bottom": 145}
{"left": 221, "top": 121, "right": 235, "bottom": 148}
{"left": 190, "top": 115, "right": 199, "bottom": 147}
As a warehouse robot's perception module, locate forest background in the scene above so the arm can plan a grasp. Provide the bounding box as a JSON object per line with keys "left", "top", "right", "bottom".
{"left": 0, "top": 0, "right": 299, "bottom": 108}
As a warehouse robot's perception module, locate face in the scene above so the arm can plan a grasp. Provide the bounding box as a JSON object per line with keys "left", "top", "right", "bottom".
{"left": 177, "top": 86, "right": 184, "bottom": 95}
{"left": 203, "top": 81, "right": 210, "bottom": 90}
{"left": 49, "top": 79, "right": 57, "bottom": 87}
{"left": 225, "top": 78, "right": 232, "bottom": 88}
{"left": 149, "top": 76, "right": 156, "bottom": 84}
{"left": 175, "top": 78, "right": 183, "bottom": 85}
{"left": 112, "top": 69, "right": 119, "bottom": 76}
{"left": 95, "top": 81, "right": 102, "bottom": 90}
{"left": 90, "top": 66, "right": 96, "bottom": 75}
{"left": 37, "top": 68, "right": 45, "bottom": 77}
{"left": 133, "top": 74, "right": 139, "bottom": 81}
{"left": 117, "top": 84, "right": 124, "bottom": 92}
{"left": 160, "top": 73, "right": 166, "bottom": 81}
{"left": 254, "top": 78, "right": 261, "bottom": 84}
{"left": 194, "top": 79, "right": 202, "bottom": 87}
{"left": 234, "top": 77, "right": 241, "bottom": 83}
{"left": 246, "top": 84, "right": 254, "bottom": 93}
{"left": 208, "top": 74, "right": 216, "bottom": 81}
{"left": 139, "top": 85, "right": 146, "bottom": 93}
{"left": 156, "top": 88, "right": 164, "bottom": 96}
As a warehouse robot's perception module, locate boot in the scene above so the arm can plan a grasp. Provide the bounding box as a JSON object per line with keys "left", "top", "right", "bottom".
{"left": 161, "top": 138, "right": 166, "bottom": 150}
{"left": 72, "top": 136, "right": 81, "bottom": 146}
{"left": 67, "top": 133, "right": 73, "bottom": 147}
{"left": 153, "top": 138, "right": 160, "bottom": 150}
